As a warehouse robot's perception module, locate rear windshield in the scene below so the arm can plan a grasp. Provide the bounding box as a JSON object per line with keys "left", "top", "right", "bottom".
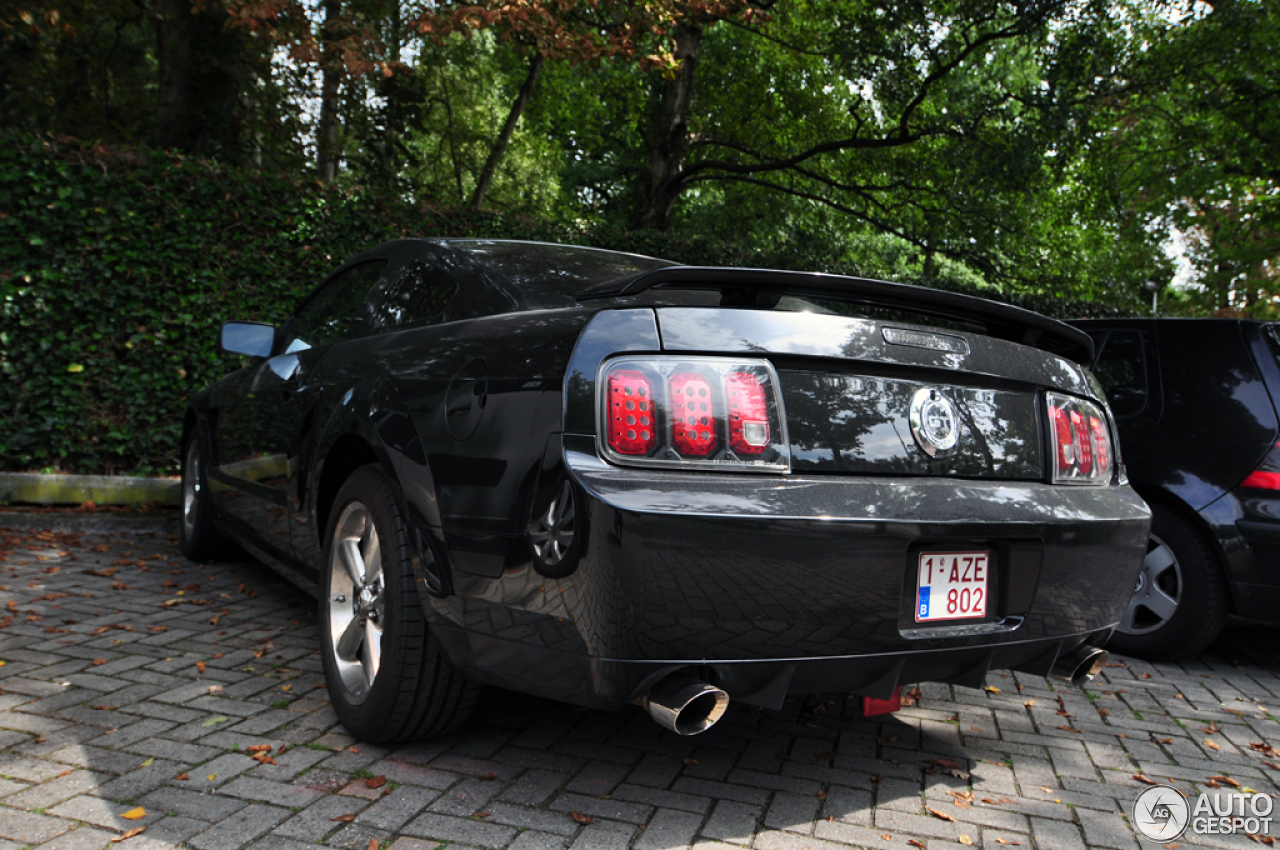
{"left": 445, "top": 240, "right": 675, "bottom": 309}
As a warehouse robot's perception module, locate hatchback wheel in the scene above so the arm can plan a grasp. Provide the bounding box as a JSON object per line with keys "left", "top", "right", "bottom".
{"left": 1106, "top": 504, "right": 1227, "bottom": 660}
{"left": 180, "top": 430, "right": 222, "bottom": 561}
{"left": 320, "top": 465, "right": 479, "bottom": 742}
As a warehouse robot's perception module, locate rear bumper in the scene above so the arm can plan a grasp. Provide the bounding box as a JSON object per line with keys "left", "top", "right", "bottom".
{"left": 424, "top": 437, "right": 1150, "bottom": 709}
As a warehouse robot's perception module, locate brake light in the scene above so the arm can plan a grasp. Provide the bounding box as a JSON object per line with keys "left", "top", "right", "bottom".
{"left": 1047, "top": 392, "right": 1113, "bottom": 485}
{"left": 606, "top": 369, "right": 656, "bottom": 455}
{"left": 598, "top": 357, "right": 789, "bottom": 472}
{"left": 1240, "top": 440, "right": 1280, "bottom": 490}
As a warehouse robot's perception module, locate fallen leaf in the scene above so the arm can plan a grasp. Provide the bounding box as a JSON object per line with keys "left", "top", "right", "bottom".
{"left": 1208, "top": 775, "right": 1241, "bottom": 787}
{"left": 331, "top": 814, "right": 356, "bottom": 823}
{"left": 1134, "top": 774, "right": 1157, "bottom": 786}
{"left": 365, "top": 775, "right": 386, "bottom": 789}
{"left": 246, "top": 744, "right": 272, "bottom": 753}
{"left": 173, "top": 772, "right": 189, "bottom": 780}
{"left": 90, "top": 705, "right": 116, "bottom": 711}
{"left": 984, "top": 686, "right": 1001, "bottom": 694}
{"left": 111, "top": 827, "right": 146, "bottom": 842}
{"left": 995, "top": 840, "right": 1021, "bottom": 846}
{"left": 475, "top": 811, "right": 491, "bottom": 818}
{"left": 926, "top": 807, "right": 956, "bottom": 822}
{"left": 571, "top": 810, "right": 594, "bottom": 825}
{"left": 1056, "top": 726, "right": 1081, "bottom": 733}
{"left": 870, "top": 774, "right": 885, "bottom": 782}
{"left": 140, "top": 758, "right": 154, "bottom": 767}
{"left": 91, "top": 658, "right": 107, "bottom": 666}
{"left": 960, "top": 836, "right": 974, "bottom": 846}
{"left": 146, "top": 624, "right": 168, "bottom": 632}
{"left": 367, "top": 840, "right": 379, "bottom": 850}
{"left": 121, "top": 807, "right": 146, "bottom": 820}
{"left": 908, "top": 841, "right": 925, "bottom": 849}
{"left": 1023, "top": 699, "right": 1036, "bottom": 707}
{"left": 480, "top": 772, "right": 497, "bottom": 780}
{"left": 1203, "top": 739, "right": 1221, "bottom": 751}
{"left": 201, "top": 716, "right": 229, "bottom": 727}
{"left": 196, "top": 661, "right": 206, "bottom": 674}
{"left": 683, "top": 758, "right": 699, "bottom": 765}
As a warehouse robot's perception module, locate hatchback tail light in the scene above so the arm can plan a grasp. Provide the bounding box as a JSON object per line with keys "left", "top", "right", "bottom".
{"left": 1240, "top": 440, "right": 1280, "bottom": 490}
{"left": 1046, "top": 392, "right": 1113, "bottom": 485}
{"left": 599, "top": 357, "right": 789, "bottom": 472}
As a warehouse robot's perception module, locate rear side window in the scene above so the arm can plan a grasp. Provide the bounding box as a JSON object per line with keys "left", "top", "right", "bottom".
{"left": 370, "top": 260, "right": 458, "bottom": 329}
{"left": 1091, "top": 330, "right": 1148, "bottom": 417}
{"left": 288, "top": 260, "right": 387, "bottom": 349}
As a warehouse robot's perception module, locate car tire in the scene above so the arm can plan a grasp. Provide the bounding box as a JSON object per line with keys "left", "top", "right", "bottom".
{"left": 320, "top": 464, "right": 479, "bottom": 743}
{"left": 180, "top": 429, "right": 223, "bottom": 561}
{"left": 1107, "top": 504, "right": 1228, "bottom": 660}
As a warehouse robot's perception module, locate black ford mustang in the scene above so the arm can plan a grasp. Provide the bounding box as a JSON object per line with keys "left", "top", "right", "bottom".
{"left": 181, "top": 239, "right": 1151, "bottom": 742}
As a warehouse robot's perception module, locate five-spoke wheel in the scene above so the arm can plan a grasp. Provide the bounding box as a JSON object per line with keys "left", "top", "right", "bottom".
{"left": 319, "top": 465, "right": 479, "bottom": 742}
{"left": 326, "top": 501, "right": 385, "bottom": 703}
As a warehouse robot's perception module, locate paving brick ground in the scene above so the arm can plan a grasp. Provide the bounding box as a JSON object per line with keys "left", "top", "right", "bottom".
{"left": 0, "top": 518, "right": 1277, "bottom": 850}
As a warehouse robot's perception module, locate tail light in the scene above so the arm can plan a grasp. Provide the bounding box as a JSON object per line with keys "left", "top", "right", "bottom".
{"left": 599, "top": 357, "right": 789, "bottom": 472}
{"left": 1046, "top": 392, "right": 1113, "bottom": 485}
{"left": 1240, "top": 440, "right": 1280, "bottom": 490}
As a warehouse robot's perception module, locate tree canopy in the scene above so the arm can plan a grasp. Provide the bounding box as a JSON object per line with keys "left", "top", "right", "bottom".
{"left": 2, "top": 0, "right": 1278, "bottom": 313}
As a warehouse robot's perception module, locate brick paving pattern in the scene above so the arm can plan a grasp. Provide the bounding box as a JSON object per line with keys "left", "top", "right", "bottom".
{"left": 0, "top": 520, "right": 1277, "bottom": 849}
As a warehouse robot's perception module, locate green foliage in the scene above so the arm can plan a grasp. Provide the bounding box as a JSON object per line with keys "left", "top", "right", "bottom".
{"left": 0, "top": 134, "right": 1131, "bottom": 476}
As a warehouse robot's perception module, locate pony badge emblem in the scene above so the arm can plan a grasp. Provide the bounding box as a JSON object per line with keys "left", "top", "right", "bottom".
{"left": 910, "top": 388, "right": 960, "bottom": 457}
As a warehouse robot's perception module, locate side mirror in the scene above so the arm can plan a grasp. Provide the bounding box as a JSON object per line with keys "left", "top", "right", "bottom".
{"left": 220, "top": 321, "right": 276, "bottom": 358}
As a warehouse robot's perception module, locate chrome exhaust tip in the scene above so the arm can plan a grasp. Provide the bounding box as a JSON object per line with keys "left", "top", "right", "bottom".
{"left": 642, "top": 674, "right": 729, "bottom": 735}
{"left": 1051, "top": 645, "right": 1109, "bottom": 687}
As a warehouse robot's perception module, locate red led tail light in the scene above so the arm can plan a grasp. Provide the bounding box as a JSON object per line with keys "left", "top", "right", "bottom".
{"left": 669, "top": 372, "right": 718, "bottom": 456}
{"left": 1070, "top": 410, "right": 1092, "bottom": 475}
{"left": 725, "top": 372, "right": 769, "bottom": 456}
{"left": 606, "top": 369, "right": 656, "bottom": 455}
{"left": 1046, "top": 392, "right": 1113, "bottom": 485}
{"left": 1089, "top": 415, "right": 1110, "bottom": 477}
{"left": 597, "top": 357, "right": 789, "bottom": 472}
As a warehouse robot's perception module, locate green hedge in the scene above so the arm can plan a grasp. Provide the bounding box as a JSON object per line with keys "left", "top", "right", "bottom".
{"left": 0, "top": 136, "right": 1133, "bottom": 476}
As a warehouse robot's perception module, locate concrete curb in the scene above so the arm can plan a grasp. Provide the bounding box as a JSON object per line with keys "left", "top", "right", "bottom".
{"left": 0, "top": 472, "right": 179, "bottom": 507}
{"left": 0, "top": 509, "right": 180, "bottom": 534}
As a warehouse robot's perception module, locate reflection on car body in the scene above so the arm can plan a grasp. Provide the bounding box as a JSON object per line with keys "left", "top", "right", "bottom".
{"left": 179, "top": 238, "right": 1150, "bottom": 742}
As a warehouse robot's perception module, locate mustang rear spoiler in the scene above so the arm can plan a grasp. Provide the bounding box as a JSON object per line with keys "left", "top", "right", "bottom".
{"left": 577, "top": 266, "right": 1095, "bottom": 363}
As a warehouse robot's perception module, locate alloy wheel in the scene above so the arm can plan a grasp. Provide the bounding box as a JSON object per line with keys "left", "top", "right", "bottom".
{"left": 529, "top": 480, "right": 576, "bottom": 567}
{"left": 327, "top": 501, "right": 385, "bottom": 703}
{"left": 1117, "top": 533, "right": 1182, "bottom": 635}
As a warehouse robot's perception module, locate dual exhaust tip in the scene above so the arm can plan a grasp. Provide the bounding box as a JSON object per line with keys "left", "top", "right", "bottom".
{"left": 642, "top": 646, "right": 1108, "bottom": 736}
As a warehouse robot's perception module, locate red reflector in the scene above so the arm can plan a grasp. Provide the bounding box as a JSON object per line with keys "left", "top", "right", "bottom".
{"left": 725, "top": 372, "right": 769, "bottom": 455}
{"left": 1241, "top": 470, "right": 1280, "bottom": 490}
{"left": 669, "top": 372, "right": 718, "bottom": 456}
{"left": 1051, "top": 404, "right": 1074, "bottom": 472}
{"left": 1070, "top": 410, "right": 1092, "bottom": 475}
{"left": 606, "top": 370, "right": 656, "bottom": 455}
{"left": 861, "top": 687, "right": 902, "bottom": 717}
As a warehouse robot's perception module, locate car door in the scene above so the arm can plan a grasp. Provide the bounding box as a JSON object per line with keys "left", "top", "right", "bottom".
{"left": 210, "top": 259, "right": 389, "bottom": 554}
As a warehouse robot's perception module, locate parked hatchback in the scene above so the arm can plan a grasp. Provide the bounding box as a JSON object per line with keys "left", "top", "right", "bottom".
{"left": 182, "top": 239, "right": 1151, "bottom": 742}
{"left": 1073, "top": 318, "right": 1280, "bottom": 659}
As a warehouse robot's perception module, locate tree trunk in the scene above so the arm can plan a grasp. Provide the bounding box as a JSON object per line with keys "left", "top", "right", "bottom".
{"left": 317, "top": 0, "right": 342, "bottom": 182}
{"left": 469, "top": 53, "right": 544, "bottom": 210}
{"left": 633, "top": 22, "right": 703, "bottom": 231}
{"left": 154, "top": 0, "right": 195, "bottom": 150}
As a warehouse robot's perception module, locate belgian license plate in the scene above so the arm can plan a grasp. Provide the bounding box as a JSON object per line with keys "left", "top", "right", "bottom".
{"left": 915, "top": 551, "right": 990, "bottom": 622}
